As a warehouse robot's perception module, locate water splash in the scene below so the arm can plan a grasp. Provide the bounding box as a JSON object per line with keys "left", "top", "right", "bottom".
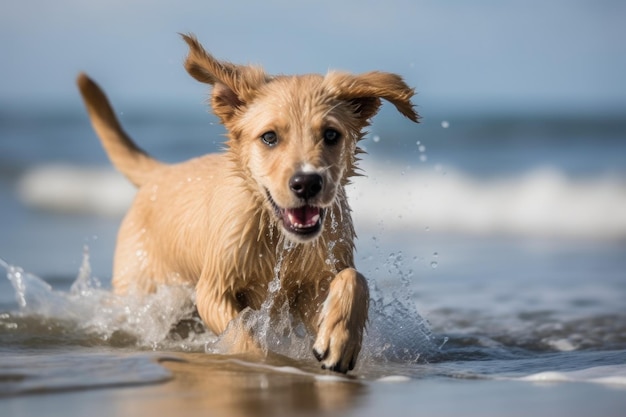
{"left": 359, "top": 251, "right": 438, "bottom": 365}
{"left": 253, "top": 242, "right": 291, "bottom": 354}
{"left": 212, "top": 240, "right": 312, "bottom": 359}
{"left": 415, "top": 140, "right": 428, "bottom": 163}
{"left": 70, "top": 246, "right": 102, "bottom": 296}
{"left": 2, "top": 244, "right": 437, "bottom": 368}
{"left": 324, "top": 209, "right": 341, "bottom": 274}
{"left": 430, "top": 252, "right": 439, "bottom": 269}
{"left": 2, "top": 251, "right": 213, "bottom": 351}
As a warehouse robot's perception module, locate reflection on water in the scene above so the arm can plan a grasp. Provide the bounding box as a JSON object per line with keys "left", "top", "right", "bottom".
{"left": 126, "top": 353, "right": 366, "bottom": 417}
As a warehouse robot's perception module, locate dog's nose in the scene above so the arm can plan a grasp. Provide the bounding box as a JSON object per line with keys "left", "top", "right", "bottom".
{"left": 289, "top": 173, "right": 323, "bottom": 199}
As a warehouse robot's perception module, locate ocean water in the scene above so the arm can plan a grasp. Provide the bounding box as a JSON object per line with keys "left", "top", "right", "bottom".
{"left": 1, "top": 104, "right": 625, "bottom": 415}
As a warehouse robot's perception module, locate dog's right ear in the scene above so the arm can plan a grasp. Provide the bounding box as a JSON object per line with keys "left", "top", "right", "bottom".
{"left": 182, "top": 34, "right": 269, "bottom": 124}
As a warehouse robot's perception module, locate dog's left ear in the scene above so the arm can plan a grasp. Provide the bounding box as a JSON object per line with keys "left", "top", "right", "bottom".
{"left": 181, "top": 33, "right": 269, "bottom": 124}
{"left": 324, "top": 71, "right": 420, "bottom": 124}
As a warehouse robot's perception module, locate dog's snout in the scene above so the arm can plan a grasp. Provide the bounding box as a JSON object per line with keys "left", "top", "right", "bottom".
{"left": 289, "top": 173, "right": 323, "bottom": 199}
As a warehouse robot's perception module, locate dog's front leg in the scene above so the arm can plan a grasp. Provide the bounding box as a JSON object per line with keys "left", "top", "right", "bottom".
{"left": 195, "top": 278, "right": 241, "bottom": 336}
{"left": 195, "top": 278, "right": 265, "bottom": 355}
{"left": 312, "top": 268, "right": 369, "bottom": 373}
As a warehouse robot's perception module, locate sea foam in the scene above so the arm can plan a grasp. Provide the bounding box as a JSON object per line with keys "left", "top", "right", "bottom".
{"left": 17, "top": 162, "right": 626, "bottom": 239}
{"left": 17, "top": 164, "right": 135, "bottom": 217}
{"left": 516, "top": 364, "right": 626, "bottom": 387}
{"left": 350, "top": 160, "right": 626, "bottom": 240}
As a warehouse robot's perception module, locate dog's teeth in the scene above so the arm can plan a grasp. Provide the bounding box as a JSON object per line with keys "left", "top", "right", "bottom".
{"left": 285, "top": 208, "right": 321, "bottom": 230}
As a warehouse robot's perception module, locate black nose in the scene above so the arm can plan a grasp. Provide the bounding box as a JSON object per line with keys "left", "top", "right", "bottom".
{"left": 289, "top": 173, "right": 323, "bottom": 199}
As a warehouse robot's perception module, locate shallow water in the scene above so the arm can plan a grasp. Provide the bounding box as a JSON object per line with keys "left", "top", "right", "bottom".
{"left": 1, "top": 234, "right": 625, "bottom": 403}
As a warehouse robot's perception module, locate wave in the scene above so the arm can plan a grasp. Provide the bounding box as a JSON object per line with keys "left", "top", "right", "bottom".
{"left": 17, "top": 164, "right": 136, "bottom": 217}
{"left": 350, "top": 160, "right": 626, "bottom": 240}
{"left": 16, "top": 162, "right": 626, "bottom": 239}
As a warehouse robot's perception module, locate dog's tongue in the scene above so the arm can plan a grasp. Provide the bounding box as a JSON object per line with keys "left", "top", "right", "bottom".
{"left": 284, "top": 205, "right": 321, "bottom": 229}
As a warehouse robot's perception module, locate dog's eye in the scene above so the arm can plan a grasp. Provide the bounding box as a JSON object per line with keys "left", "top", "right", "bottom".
{"left": 323, "top": 129, "right": 341, "bottom": 146}
{"left": 261, "top": 131, "right": 278, "bottom": 146}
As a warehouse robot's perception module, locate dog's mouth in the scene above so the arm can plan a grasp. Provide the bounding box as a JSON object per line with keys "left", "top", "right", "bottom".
{"left": 266, "top": 191, "right": 325, "bottom": 239}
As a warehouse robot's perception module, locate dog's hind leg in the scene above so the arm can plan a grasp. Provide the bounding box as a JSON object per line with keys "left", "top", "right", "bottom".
{"left": 312, "top": 268, "right": 369, "bottom": 373}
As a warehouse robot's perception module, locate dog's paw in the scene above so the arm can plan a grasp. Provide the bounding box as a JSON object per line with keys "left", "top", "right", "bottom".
{"left": 312, "top": 268, "right": 368, "bottom": 373}
{"left": 312, "top": 331, "right": 358, "bottom": 373}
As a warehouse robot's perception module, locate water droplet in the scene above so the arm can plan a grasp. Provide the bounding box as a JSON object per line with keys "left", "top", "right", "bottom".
{"left": 419, "top": 154, "right": 428, "bottom": 162}
{"left": 425, "top": 226, "right": 430, "bottom": 232}
{"left": 372, "top": 135, "right": 380, "bottom": 143}
{"left": 438, "top": 336, "right": 449, "bottom": 349}
{"left": 441, "top": 120, "right": 450, "bottom": 129}
{"left": 433, "top": 252, "right": 438, "bottom": 257}
{"left": 418, "top": 145, "right": 426, "bottom": 153}
{"left": 430, "top": 261, "right": 438, "bottom": 269}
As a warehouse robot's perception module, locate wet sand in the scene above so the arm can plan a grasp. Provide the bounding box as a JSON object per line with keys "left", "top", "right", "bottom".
{"left": 4, "top": 353, "right": 625, "bottom": 417}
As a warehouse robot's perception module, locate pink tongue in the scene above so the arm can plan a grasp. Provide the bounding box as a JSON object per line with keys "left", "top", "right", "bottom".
{"left": 285, "top": 206, "right": 320, "bottom": 227}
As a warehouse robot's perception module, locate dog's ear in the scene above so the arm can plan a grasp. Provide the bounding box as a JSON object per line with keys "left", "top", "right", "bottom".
{"left": 324, "top": 71, "right": 420, "bottom": 124}
{"left": 181, "top": 34, "right": 269, "bottom": 123}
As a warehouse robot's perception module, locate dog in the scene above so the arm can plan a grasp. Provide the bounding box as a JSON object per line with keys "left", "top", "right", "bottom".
{"left": 76, "top": 34, "right": 419, "bottom": 373}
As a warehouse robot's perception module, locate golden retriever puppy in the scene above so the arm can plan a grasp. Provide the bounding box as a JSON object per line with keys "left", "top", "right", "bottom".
{"left": 77, "top": 34, "right": 418, "bottom": 373}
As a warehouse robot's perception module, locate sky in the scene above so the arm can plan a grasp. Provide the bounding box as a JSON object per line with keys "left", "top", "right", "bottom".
{"left": 1, "top": 0, "right": 625, "bottom": 114}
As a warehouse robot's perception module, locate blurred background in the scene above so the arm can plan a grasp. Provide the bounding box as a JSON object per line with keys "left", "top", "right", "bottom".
{"left": 1, "top": 0, "right": 625, "bottom": 283}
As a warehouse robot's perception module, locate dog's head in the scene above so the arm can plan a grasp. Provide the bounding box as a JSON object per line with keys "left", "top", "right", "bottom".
{"left": 183, "top": 34, "right": 419, "bottom": 243}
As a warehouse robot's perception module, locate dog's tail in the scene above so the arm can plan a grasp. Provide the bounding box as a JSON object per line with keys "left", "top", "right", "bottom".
{"left": 76, "top": 73, "right": 163, "bottom": 187}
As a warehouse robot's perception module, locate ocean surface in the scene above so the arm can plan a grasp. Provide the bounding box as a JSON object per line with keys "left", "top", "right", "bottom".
{"left": 1, "top": 103, "right": 625, "bottom": 416}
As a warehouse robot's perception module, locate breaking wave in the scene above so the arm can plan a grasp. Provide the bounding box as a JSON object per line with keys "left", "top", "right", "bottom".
{"left": 16, "top": 162, "right": 626, "bottom": 240}
{"left": 350, "top": 161, "right": 626, "bottom": 240}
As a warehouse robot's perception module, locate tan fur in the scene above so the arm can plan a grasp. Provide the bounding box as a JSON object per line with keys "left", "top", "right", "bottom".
{"left": 77, "top": 34, "right": 419, "bottom": 373}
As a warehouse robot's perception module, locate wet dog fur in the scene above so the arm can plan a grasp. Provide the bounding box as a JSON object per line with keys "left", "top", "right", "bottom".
{"left": 77, "top": 34, "right": 418, "bottom": 373}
